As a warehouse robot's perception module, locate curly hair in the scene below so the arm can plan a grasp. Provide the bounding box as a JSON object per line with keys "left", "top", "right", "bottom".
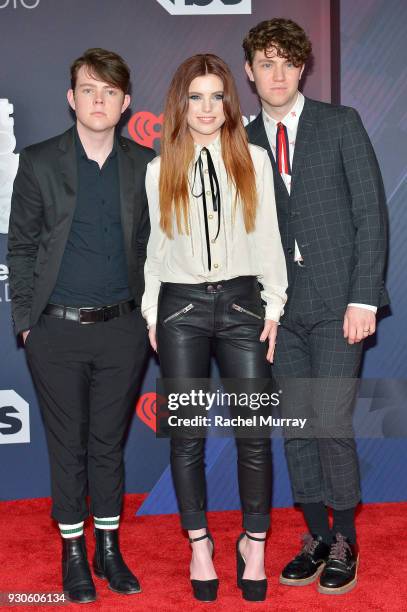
{"left": 243, "top": 18, "right": 312, "bottom": 67}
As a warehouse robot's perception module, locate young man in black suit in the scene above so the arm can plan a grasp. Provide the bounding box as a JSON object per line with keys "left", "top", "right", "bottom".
{"left": 244, "top": 19, "right": 388, "bottom": 594}
{"left": 8, "top": 48, "right": 155, "bottom": 603}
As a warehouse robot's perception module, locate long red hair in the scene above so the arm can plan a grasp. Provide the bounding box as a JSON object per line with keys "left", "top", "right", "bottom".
{"left": 159, "top": 54, "right": 257, "bottom": 238}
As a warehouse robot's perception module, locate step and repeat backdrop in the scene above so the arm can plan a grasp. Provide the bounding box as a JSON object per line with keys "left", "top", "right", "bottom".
{"left": 1, "top": 0, "right": 406, "bottom": 514}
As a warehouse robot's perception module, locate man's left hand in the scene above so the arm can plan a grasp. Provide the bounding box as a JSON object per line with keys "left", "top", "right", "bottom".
{"left": 343, "top": 306, "right": 376, "bottom": 344}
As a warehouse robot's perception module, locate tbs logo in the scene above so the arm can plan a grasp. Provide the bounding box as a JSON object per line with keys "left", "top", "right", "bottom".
{"left": 0, "top": 390, "right": 30, "bottom": 444}
{"left": 155, "top": 0, "right": 251, "bottom": 15}
{"left": 0, "top": 0, "right": 40, "bottom": 8}
{"left": 0, "top": 264, "right": 11, "bottom": 303}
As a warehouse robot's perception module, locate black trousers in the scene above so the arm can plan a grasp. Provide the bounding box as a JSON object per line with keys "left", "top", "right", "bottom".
{"left": 25, "top": 308, "right": 148, "bottom": 523}
{"left": 157, "top": 276, "right": 272, "bottom": 532}
{"left": 273, "top": 264, "right": 362, "bottom": 510}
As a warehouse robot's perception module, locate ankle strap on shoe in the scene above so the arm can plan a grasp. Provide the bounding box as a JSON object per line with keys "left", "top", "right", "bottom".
{"left": 189, "top": 533, "right": 209, "bottom": 543}
{"left": 245, "top": 532, "right": 266, "bottom": 542}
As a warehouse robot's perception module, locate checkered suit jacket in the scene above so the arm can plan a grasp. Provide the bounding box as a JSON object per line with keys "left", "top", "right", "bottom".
{"left": 246, "top": 97, "right": 389, "bottom": 314}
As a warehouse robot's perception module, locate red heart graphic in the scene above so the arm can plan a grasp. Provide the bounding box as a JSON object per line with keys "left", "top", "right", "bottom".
{"left": 127, "top": 111, "right": 163, "bottom": 148}
{"left": 136, "top": 392, "right": 167, "bottom": 432}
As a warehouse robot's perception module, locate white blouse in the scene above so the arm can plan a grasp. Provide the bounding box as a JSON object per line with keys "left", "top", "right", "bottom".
{"left": 141, "top": 136, "right": 288, "bottom": 326}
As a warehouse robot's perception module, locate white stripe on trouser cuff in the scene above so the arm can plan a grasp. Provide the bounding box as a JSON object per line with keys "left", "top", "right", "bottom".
{"left": 94, "top": 515, "right": 120, "bottom": 530}
{"left": 59, "top": 521, "right": 84, "bottom": 539}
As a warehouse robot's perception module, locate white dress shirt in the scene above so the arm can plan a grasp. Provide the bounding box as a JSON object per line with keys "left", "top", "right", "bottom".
{"left": 262, "top": 92, "right": 376, "bottom": 314}
{"left": 141, "top": 137, "right": 288, "bottom": 326}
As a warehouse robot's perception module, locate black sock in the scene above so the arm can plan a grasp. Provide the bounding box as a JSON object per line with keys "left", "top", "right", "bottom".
{"left": 332, "top": 507, "right": 356, "bottom": 544}
{"left": 300, "top": 502, "right": 332, "bottom": 544}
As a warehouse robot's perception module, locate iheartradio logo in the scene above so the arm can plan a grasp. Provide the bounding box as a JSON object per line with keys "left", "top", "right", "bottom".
{"left": 136, "top": 392, "right": 167, "bottom": 432}
{"left": 128, "top": 111, "right": 163, "bottom": 148}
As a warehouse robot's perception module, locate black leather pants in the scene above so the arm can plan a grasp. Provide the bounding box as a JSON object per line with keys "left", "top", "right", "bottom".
{"left": 157, "top": 276, "right": 272, "bottom": 532}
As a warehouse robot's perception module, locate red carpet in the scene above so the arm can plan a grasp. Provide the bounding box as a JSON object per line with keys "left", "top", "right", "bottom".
{"left": 0, "top": 495, "right": 406, "bottom": 611}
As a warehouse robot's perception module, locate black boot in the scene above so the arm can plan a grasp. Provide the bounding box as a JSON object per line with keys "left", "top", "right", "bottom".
{"left": 93, "top": 528, "right": 141, "bottom": 595}
{"left": 62, "top": 535, "right": 96, "bottom": 603}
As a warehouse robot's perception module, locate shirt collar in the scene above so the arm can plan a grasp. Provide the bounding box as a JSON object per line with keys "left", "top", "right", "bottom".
{"left": 262, "top": 91, "right": 304, "bottom": 131}
{"left": 193, "top": 133, "right": 222, "bottom": 160}
{"left": 74, "top": 125, "right": 118, "bottom": 161}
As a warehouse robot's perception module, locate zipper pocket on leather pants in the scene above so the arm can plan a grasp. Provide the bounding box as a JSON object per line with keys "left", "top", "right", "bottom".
{"left": 232, "top": 303, "right": 263, "bottom": 319}
{"left": 163, "top": 303, "right": 194, "bottom": 323}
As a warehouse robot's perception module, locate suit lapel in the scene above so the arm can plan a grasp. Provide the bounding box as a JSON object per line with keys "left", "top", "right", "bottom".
{"left": 249, "top": 113, "right": 273, "bottom": 158}
{"left": 248, "top": 113, "right": 289, "bottom": 197}
{"left": 117, "top": 137, "right": 137, "bottom": 258}
{"left": 290, "top": 98, "right": 316, "bottom": 196}
{"left": 57, "top": 127, "right": 77, "bottom": 229}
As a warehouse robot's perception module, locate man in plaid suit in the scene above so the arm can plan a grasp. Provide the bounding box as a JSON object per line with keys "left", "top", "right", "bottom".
{"left": 244, "top": 18, "right": 388, "bottom": 595}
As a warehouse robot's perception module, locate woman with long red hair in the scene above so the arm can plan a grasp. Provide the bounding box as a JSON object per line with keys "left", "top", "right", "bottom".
{"left": 142, "top": 54, "right": 287, "bottom": 603}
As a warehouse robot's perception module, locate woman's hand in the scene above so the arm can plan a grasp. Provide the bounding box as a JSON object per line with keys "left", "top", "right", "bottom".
{"left": 260, "top": 319, "right": 278, "bottom": 363}
{"left": 148, "top": 324, "right": 158, "bottom": 352}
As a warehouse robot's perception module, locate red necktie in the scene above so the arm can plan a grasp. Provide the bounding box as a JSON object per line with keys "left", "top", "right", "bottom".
{"left": 276, "top": 122, "right": 291, "bottom": 175}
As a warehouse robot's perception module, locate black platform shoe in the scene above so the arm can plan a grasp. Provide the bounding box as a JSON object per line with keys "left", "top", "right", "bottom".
{"left": 93, "top": 528, "right": 141, "bottom": 595}
{"left": 318, "top": 533, "right": 359, "bottom": 595}
{"left": 62, "top": 534, "right": 96, "bottom": 603}
{"left": 280, "top": 533, "right": 330, "bottom": 586}
{"left": 236, "top": 532, "right": 267, "bottom": 602}
{"left": 189, "top": 532, "right": 219, "bottom": 602}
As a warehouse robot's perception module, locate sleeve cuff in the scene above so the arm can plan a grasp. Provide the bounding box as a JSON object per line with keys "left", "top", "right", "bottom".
{"left": 348, "top": 303, "right": 377, "bottom": 314}
{"left": 144, "top": 308, "right": 157, "bottom": 328}
{"left": 265, "top": 304, "right": 284, "bottom": 323}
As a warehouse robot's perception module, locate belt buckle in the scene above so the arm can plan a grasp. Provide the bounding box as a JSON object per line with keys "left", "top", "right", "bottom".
{"left": 296, "top": 260, "right": 306, "bottom": 268}
{"left": 79, "top": 307, "right": 100, "bottom": 324}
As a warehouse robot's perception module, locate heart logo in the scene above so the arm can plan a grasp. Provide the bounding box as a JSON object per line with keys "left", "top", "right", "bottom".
{"left": 136, "top": 392, "right": 167, "bottom": 432}
{"left": 127, "top": 111, "right": 163, "bottom": 148}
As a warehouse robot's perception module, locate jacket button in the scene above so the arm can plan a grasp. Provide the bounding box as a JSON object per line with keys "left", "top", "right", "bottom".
{"left": 287, "top": 248, "right": 293, "bottom": 255}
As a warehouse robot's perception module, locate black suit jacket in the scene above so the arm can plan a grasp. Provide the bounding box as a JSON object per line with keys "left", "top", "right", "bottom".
{"left": 246, "top": 97, "right": 389, "bottom": 315}
{"left": 7, "top": 126, "right": 155, "bottom": 335}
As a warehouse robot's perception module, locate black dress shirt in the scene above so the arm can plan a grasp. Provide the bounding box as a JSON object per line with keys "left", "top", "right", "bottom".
{"left": 50, "top": 129, "right": 131, "bottom": 306}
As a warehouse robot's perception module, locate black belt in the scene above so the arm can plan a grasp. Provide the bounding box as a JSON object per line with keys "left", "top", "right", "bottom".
{"left": 43, "top": 299, "right": 136, "bottom": 324}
